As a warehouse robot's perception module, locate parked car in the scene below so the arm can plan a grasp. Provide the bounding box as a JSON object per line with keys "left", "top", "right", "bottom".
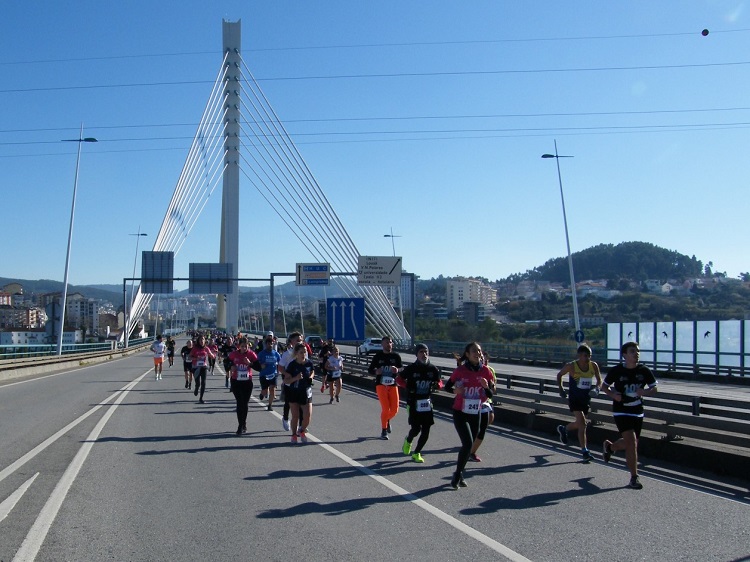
{"left": 358, "top": 337, "right": 383, "bottom": 355}
{"left": 304, "top": 335, "right": 324, "bottom": 352}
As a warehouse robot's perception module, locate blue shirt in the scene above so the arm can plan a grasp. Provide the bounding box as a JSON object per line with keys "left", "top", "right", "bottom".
{"left": 257, "top": 349, "right": 281, "bottom": 380}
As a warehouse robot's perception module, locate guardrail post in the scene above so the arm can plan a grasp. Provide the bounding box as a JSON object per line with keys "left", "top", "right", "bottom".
{"left": 692, "top": 396, "right": 701, "bottom": 416}
{"left": 506, "top": 375, "right": 511, "bottom": 389}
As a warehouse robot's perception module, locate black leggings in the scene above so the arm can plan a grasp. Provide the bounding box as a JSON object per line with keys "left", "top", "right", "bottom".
{"left": 231, "top": 379, "right": 253, "bottom": 427}
{"left": 407, "top": 424, "right": 431, "bottom": 453}
{"left": 477, "top": 411, "right": 490, "bottom": 440}
{"left": 194, "top": 367, "right": 207, "bottom": 399}
{"left": 452, "top": 410, "right": 480, "bottom": 475}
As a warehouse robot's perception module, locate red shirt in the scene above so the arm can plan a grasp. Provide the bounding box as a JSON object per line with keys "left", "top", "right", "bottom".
{"left": 448, "top": 363, "right": 494, "bottom": 414}
{"left": 228, "top": 349, "right": 258, "bottom": 381}
{"left": 189, "top": 345, "right": 214, "bottom": 368}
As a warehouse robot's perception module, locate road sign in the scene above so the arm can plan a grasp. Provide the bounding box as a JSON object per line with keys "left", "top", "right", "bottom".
{"left": 357, "top": 256, "right": 402, "bottom": 286}
{"left": 142, "top": 251, "right": 175, "bottom": 294}
{"left": 189, "top": 263, "right": 233, "bottom": 294}
{"left": 326, "top": 298, "right": 365, "bottom": 341}
{"left": 296, "top": 263, "right": 330, "bottom": 286}
{"left": 575, "top": 330, "right": 585, "bottom": 343}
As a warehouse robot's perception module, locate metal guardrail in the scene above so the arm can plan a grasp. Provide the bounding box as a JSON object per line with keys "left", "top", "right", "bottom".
{"left": 340, "top": 353, "right": 750, "bottom": 452}
{"left": 0, "top": 342, "right": 116, "bottom": 359}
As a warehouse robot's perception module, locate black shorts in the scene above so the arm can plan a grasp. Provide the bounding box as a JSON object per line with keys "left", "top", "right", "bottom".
{"left": 287, "top": 386, "right": 312, "bottom": 405}
{"left": 167, "top": 350, "right": 175, "bottom": 357}
{"left": 614, "top": 415, "right": 643, "bottom": 437}
{"left": 260, "top": 376, "right": 277, "bottom": 390}
{"left": 569, "top": 395, "right": 591, "bottom": 414}
{"left": 183, "top": 361, "right": 192, "bottom": 372}
{"left": 325, "top": 374, "right": 342, "bottom": 384}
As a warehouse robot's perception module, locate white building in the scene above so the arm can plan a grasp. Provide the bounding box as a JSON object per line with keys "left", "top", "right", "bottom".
{"left": 446, "top": 278, "right": 496, "bottom": 313}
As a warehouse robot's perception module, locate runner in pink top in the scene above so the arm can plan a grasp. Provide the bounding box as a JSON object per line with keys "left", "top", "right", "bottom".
{"left": 189, "top": 335, "right": 216, "bottom": 404}
{"left": 227, "top": 337, "right": 258, "bottom": 435}
{"left": 444, "top": 342, "right": 495, "bottom": 489}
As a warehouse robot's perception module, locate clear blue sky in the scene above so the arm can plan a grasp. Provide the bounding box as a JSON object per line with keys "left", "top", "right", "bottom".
{"left": 2, "top": 1, "right": 748, "bottom": 290}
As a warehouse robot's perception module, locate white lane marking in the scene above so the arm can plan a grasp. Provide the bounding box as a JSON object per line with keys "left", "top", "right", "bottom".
{"left": 0, "top": 473, "right": 39, "bottom": 524}
{"left": 13, "top": 373, "right": 147, "bottom": 562}
{"left": 255, "top": 397, "right": 532, "bottom": 562}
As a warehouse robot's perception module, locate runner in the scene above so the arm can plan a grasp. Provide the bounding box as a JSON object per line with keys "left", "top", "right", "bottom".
{"left": 367, "top": 335, "right": 403, "bottom": 439}
{"left": 283, "top": 342, "right": 315, "bottom": 444}
{"left": 227, "top": 337, "right": 258, "bottom": 435}
{"left": 256, "top": 334, "right": 282, "bottom": 411}
{"left": 324, "top": 345, "right": 344, "bottom": 404}
{"left": 180, "top": 339, "right": 194, "bottom": 389}
{"left": 469, "top": 351, "right": 498, "bottom": 463}
{"left": 150, "top": 335, "right": 166, "bottom": 380}
{"left": 600, "top": 341, "right": 658, "bottom": 489}
{"left": 555, "top": 344, "right": 603, "bottom": 461}
{"left": 397, "top": 344, "right": 443, "bottom": 463}
{"left": 166, "top": 336, "right": 176, "bottom": 367}
{"left": 208, "top": 338, "right": 219, "bottom": 375}
{"left": 279, "top": 332, "right": 303, "bottom": 432}
{"left": 220, "top": 336, "right": 236, "bottom": 390}
{"left": 318, "top": 338, "right": 334, "bottom": 393}
{"left": 444, "top": 342, "right": 495, "bottom": 489}
{"left": 189, "top": 334, "right": 216, "bottom": 404}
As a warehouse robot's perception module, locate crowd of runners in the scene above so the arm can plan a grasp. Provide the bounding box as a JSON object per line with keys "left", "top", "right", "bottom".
{"left": 149, "top": 332, "right": 657, "bottom": 491}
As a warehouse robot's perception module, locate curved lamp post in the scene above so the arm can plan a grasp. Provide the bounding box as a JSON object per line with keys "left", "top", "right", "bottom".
{"left": 542, "top": 140, "right": 580, "bottom": 335}
{"left": 56, "top": 126, "right": 97, "bottom": 355}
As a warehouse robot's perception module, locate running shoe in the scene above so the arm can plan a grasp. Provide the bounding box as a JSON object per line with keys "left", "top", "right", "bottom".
{"left": 194, "top": 387, "right": 199, "bottom": 397}
{"left": 582, "top": 449, "right": 593, "bottom": 462}
{"left": 198, "top": 399, "right": 204, "bottom": 404}
{"left": 602, "top": 441, "right": 613, "bottom": 463}
{"left": 556, "top": 425, "right": 569, "bottom": 445}
{"left": 242, "top": 424, "right": 247, "bottom": 433}
{"left": 450, "top": 472, "right": 460, "bottom": 490}
{"left": 320, "top": 384, "right": 326, "bottom": 393}
{"left": 380, "top": 429, "right": 389, "bottom": 440}
{"left": 386, "top": 421, "right": 392, "bottom": 434}
{"left": 411, "top": 452, "right": 424, "bottom": 463}
{"left": 259, "top": 392, "right": 265, "bottom": 400}
{"left": 329, "top": 398, "right": 334, "bottom": 404}
{"left": 628, "top": 476, "right": 643, "bottom": 490}
{"left": 236, "top": 425, "right": 242, "bottom": 436}
{"left": 402, "top": 438, "right": 412, "bottom": 455}
{"left": 267, "top": 404, "right": 272, "bottom": 412}
{"left": 458, "top": 478, "right": 468, "bottom": 488}
{"left": 184, "top": 381, "right": 188, "bottom": 389}
{"left": 335, "top": 396, "right": 340, "bottom": 403}
{"left": 299, "top": 431, "right": 308, "bottom": 444}
{"left": 291, "top": 434, "right": 298, "bottom": 444}
{"left": 469, "top": 453, "right": 482, "bottom": 463}
{"left": 282, "top": 419, "right": 290, "bottom": 432}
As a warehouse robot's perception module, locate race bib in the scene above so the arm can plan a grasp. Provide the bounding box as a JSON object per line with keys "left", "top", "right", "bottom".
{"left": 236, "top": 365, "right": 249, "bottom": 380}
{"left": 416, "top": 398, "right": 431, "bottom": 412}
{"left": 381, "top": 375, "right": 395, "bottom": 386}
{"left": 306, "top": 387, "right": 313, "bottom": 399}
{"left": 195, "top": 359, "right": 206, "bottom": 367}
{"left": 462, "top": 398, "right": 481, "bottom": 415}
{"left": 153, "top": 351, "right": 162, "bottom": 358}
{"left": 330, "top": 370, "right": 341, "bottom": 379}
{"left": 480, "top": 401, "right": 493, "bottom": 414}
{"left": 577, "top": 377, "right": 592, "bottom": 390}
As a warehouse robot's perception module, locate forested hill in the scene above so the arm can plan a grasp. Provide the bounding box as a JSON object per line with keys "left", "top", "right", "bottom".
{"left": 502, "top": 242, "right": 704, "bottom": 284}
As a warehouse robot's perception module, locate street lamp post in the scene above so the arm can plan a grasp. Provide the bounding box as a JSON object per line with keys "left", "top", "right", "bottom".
{"left": 542, "top": 140, "right": 581, "bottom": 335}
{"left": 56, "top": 125, "right": 97, "bottom": 355}
{"left": 126, "top": 229, "right": 147, "bottom": 347}
{"left": 383, "top": 227, "right": 406, "bottom": 342}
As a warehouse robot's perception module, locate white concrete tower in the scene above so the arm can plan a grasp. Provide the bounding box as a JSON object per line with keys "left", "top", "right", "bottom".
{"left": 218, "top": 19, "right": 241, "bottom": 333}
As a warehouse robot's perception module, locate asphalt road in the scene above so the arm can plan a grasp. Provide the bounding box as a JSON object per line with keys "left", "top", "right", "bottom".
{"left": 1, "top": 348, "right": 749, "bottom": 561}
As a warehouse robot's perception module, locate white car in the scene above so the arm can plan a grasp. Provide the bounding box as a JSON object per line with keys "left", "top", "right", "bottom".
{"left": 358, "top": 338, "right": 383, "bottom": 355}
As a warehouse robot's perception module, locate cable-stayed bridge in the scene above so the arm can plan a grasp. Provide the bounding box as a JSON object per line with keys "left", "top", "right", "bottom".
{"left": 127, "top": 19, "right": 408, "bottom": 341}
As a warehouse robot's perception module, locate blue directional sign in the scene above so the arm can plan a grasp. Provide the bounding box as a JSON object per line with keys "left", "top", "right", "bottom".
{"left": 326, "top": 298, "right": 365, "bottom": 341}
{"left": 575, "top": 330, "right": 586, "bottom": 343}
